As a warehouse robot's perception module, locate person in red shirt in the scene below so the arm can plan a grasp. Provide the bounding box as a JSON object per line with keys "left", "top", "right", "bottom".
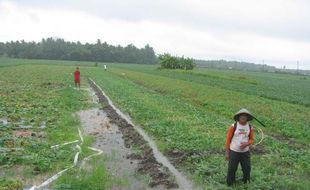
{"left": 74, "top": 67, "right": 80, "bottom": 88}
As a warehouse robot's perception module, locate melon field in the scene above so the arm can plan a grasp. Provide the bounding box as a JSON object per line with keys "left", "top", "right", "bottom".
{"left": 0, "top": 57, "right": 309, "bottom": 190}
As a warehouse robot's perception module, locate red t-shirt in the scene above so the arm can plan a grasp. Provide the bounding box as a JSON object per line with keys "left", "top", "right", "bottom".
{"left": 74, "top": 71, "right": 80, "bottom": 80}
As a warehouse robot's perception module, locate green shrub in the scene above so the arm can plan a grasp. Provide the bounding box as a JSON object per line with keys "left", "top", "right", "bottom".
{"left": 159, "top": 53, "right": 195, "bottom": 70}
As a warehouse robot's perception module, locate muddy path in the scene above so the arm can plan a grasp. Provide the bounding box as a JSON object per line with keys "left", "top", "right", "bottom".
{"left": 87, "top": 78, "right": 195, "bottom": 190}
{"left": 78, "top": 108, "right": 158, "bottom": 190}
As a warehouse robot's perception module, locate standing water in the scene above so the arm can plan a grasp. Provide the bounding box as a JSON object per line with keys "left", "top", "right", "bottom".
{"left": 89, "top": 78, "right": 196, "bottom": 190}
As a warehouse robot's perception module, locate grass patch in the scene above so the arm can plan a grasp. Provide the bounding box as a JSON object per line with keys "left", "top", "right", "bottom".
{"left": 53, "top": 157, "right": 111, "bottom": 190}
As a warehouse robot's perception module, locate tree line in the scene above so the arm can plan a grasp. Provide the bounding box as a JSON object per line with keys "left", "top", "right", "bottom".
{"left": 0, "top": 38, "right": 158, "bottom": 64}
{"left": 195, "top": 59, "right": 277, "bottom": 72}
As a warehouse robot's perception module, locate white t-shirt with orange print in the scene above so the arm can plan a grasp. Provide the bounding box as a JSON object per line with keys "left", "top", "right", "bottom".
{"left": 230, "top": 122, "right": 251, "bottom": 152}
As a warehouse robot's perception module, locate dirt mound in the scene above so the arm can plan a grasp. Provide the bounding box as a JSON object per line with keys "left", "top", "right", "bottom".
{"left": 88, "top": 79, "right": 178, "bottom": 189}
{"left": 250, "top": 144, "right": 268, "bottom": 154}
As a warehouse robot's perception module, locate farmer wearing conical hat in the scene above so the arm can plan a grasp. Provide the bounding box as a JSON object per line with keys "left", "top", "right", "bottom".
{"left": 225, "top": 108, "right": 254, "bottom": 186}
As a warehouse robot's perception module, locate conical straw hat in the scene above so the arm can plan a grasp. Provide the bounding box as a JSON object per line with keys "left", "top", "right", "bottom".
{"left": 233, "top": 108, "right": 254, "bottom": 121}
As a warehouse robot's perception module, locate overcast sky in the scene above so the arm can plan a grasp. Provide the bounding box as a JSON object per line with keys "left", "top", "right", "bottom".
{"left": 0, "top": 0, "right": 309, "bottom": 69}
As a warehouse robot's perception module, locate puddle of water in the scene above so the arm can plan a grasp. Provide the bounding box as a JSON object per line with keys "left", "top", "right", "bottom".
{"left": 89, "top": 79, "right": 196, "bottom": 190}
{"left": 77, "top": 108, "right": 160, "bottom": 190}
{"left": 86, "top": 87, "right": 99, "bottom": 104}
{"left": 39, "top": 122, "right": 46, "bottom": 129}
{"left": 39, "top": 125, "right": 46, "bottom": 129}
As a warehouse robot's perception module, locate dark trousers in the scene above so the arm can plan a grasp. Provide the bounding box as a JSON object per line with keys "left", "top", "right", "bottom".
{"left": 227, "top": 149, "right": 251, "bottom": 186}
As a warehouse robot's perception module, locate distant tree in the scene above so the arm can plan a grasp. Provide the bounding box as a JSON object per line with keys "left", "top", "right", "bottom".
{"left": 140, "top": 44, "right": 157, "bottom": 64}
{"left": 0, "top": 42, "right": 6, "bottom": 55}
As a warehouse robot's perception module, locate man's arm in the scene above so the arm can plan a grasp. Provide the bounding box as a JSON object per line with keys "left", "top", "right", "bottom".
{"left": 225, "top": 126, "right": 234, "bottom": 160}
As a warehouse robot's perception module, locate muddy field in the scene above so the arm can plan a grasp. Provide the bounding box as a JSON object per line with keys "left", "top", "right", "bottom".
{"left": 88, "top": 79, "right": 179, "bottom": 189}
{"left": 2, "top": 60, "right": 309, "bottom": 190}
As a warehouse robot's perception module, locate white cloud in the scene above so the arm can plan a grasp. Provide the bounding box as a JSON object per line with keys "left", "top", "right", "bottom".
{"left": 0, "top": 0, "right": 310, "bottom": 69}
